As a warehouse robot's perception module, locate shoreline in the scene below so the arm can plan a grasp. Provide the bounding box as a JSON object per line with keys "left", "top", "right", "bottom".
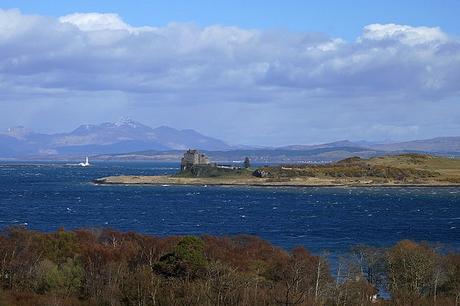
{"left": 93, "top": 175, "right": 460, "bottom": 188}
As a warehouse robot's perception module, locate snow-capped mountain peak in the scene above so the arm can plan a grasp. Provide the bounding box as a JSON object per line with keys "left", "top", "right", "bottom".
{"left": 114, "top": 117, "right": 145, "bottom": 128}
{"left": 0, "top": 120, "right": 232, "bottom": 156}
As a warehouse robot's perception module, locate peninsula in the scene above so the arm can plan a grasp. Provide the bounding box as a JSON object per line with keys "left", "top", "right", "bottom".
{"left": 94, "top": 151, "right": 460, "bottom": 187}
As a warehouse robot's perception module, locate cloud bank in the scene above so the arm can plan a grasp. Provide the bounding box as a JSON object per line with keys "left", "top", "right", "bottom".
{"left": 1, "top": 9, "right": 459, "bottom": 145}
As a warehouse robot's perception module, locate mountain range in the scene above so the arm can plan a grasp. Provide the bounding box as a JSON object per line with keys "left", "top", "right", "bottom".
{"left": 0, "top": 119, "right": 231, "bottom": 158}
{"left": 1, "top": 119, "right": 460, "bottom": 161}
{"left": 276, "top": 138, "right": 460, "bottom": 155}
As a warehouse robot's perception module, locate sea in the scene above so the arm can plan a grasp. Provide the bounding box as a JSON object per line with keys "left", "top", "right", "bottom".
{"left": 1, "top": 161, "right": 459, "bottom": 256}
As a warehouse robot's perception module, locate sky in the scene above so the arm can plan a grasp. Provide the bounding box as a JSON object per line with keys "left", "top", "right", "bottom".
{"left": 0, "top": 1, "right": 459, "bottom": 146}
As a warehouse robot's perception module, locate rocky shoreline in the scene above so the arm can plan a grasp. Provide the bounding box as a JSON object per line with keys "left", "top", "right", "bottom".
{"left": 93, "top": 175, "right": 460, "bottom": 188}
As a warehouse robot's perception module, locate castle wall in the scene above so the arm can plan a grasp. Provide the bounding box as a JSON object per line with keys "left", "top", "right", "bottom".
{"left": 180, "top": 150, "right": 211, "bottom": 171}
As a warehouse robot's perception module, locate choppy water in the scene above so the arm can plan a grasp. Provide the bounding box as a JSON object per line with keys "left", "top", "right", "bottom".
{"left": 0, "top": 161, "right": 459, "bottom": 255}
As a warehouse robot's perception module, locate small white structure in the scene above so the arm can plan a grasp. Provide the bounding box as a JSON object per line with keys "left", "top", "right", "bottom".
{"left": 78, "top": 156, "right": 90, "bottom": 167}
{"left": 216, "top": 165, "right": 239, "bottom": 170}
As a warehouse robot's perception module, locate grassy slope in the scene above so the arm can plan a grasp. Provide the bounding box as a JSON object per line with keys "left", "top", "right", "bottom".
{"left": 260, "top": 154, "right": 460, "bottom": 184}
{"left": 368, "top": 154, "right": 460, "bottom": 182}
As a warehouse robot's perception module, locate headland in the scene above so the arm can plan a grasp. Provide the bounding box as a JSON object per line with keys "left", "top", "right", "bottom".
{"left": 94, "top": 152, "right": 460, "bottom": 187}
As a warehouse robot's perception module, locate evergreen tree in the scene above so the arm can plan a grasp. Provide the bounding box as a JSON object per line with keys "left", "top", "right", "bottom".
{"left": 244, "top": 157, "right": 251, "bottom": 169}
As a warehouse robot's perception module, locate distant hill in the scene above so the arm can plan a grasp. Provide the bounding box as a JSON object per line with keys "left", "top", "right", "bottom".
{"left": 278, "top": 140, "right": 367, "bottom": 151}
{"left": 1, "top": 121, "right": 460, "bottom": 162}
{"left": 96, "top": 146, "right": 386, "bottom": 163}
{"left": 279, "top": 137, "right": 460, "bottom": 154}
{"left": 370, "top": 137, "right": 460, "bottom": 154}
{"left": 96, "top": 139, "right": 460, "bottom": 163}
{"left": 0, "top": 119, "right": 231, "bottom": 158}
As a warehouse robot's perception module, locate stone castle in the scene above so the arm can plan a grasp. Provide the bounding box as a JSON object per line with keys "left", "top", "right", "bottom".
{"left": 180, "top": 149, "right": 247, "bottom": 171}
{"left": 180, "top": 149, "right": 210, "bottom": 171}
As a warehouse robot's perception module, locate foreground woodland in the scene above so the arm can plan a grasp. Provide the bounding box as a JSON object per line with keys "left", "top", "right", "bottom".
{"left": 0, "top": 228, "right": 459, "bottom": 305}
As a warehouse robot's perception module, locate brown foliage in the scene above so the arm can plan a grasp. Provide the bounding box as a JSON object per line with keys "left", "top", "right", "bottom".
{"left": 0, "top": 228, "right": 459, "bottom": 305}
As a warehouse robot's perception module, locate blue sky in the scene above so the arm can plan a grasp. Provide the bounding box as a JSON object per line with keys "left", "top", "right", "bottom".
{"left": 0, "top": 1, "right": 459, "bottom": 145}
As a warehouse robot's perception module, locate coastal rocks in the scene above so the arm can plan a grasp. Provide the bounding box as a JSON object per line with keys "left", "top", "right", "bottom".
{"left": 93, "top": 176, "right": 144, "bottom": 184}
{"left": 92, "top": 178, "right": 108, "bottom": 184}
{"left": 253, "top": 169, "right": 270, "bottom": 178}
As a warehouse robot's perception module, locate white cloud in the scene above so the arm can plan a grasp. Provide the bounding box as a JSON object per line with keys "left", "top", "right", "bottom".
{"left": 361, "top": 23, "right": 448, "bottom": 45}
{"left": 0, "top": 9, "right": 458, "bottom": 98}
{"left": 0, "top": 9, "right": 459, "bottom": 143}
{"left": 59, "top": 12, "right": 153, "bottom": 33}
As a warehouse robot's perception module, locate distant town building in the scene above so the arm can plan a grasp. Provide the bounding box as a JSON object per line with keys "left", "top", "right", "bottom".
{"left": 180, "top": 149, "right": 210, "bottom": 171}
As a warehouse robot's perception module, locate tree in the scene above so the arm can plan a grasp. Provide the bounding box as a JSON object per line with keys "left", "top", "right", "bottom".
{"left": 264, "top": 247, "right": 328, "bottom": 305}
{"left": 155, "top": 236, "right": 207, "bottom": 279}
{"left": 442, "top": 254, "right": 460, "bottom": 305}
{"left": 244, "top": 157, "right": 251, "bottom": 169}
{"left": 386, "top": 240, "right": 437, "bottom": 302}
{"left": 350, "top": 244, "right": 386, "bottom": 289}
{"left": 205, "top": 261, "right": 248, "bottom": 306}
{"left": 35, "top": 258, "right": 84, "bottom": 296}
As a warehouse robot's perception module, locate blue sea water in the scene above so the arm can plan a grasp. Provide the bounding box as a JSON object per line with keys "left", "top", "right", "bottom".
{"left": 0, "top": 161, "right": 459, "bottom": 255}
